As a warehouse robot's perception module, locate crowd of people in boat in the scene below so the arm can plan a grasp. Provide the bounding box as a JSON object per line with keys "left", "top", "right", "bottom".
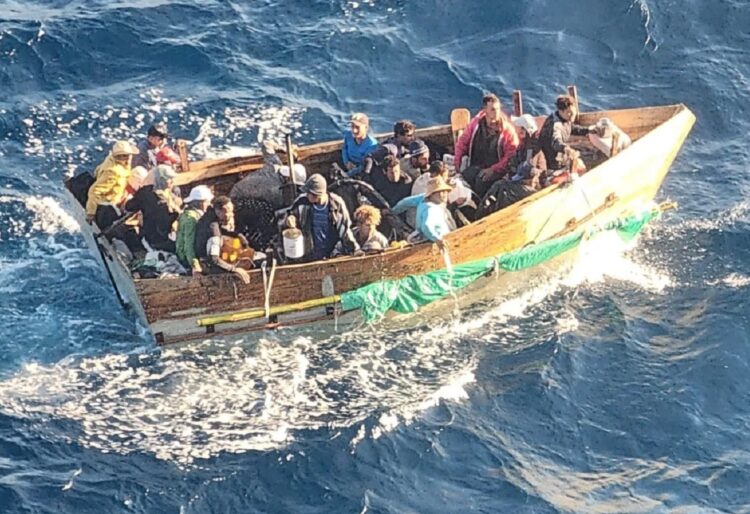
{"left": 70, "top": 92, "right": 621, "bottom": 282}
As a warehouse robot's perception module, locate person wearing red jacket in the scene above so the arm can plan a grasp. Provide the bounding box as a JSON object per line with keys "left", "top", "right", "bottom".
{"left": 454, "top": 93, "right": 519, "bottom": 198}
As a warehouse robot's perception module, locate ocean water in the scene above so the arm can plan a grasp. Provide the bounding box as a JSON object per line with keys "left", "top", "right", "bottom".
{"left": 1, "top": 0, "right": 750, "bottom": 512}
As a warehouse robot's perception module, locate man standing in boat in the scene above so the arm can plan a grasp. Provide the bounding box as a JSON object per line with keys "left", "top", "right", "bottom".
{"left": 342, "top": 113, "right": 379, "bottom": 177}
{"left": 455, "top": 93, "right": 519, "bottom": 199}
{"left": 285, "top": 174, "right": 360, "bottom": 261}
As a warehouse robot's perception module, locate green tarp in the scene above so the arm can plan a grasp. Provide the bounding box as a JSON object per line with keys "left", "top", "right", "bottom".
{"left": 340, "top": 209, "right": 661, "bottom": 322}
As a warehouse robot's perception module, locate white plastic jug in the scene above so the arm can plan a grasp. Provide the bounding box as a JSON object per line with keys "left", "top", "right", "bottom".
{"left": 282, "top": 228, "right": 304, "bottom": 259}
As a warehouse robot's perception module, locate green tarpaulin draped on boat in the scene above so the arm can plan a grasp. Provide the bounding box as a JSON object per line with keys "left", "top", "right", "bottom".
{"left": 340, "top": 208, "right": 661, "bottom": 322}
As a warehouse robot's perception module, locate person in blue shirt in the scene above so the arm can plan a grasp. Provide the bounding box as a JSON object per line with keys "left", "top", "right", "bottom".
{"left": 391, "top": 176, "right": 455, "bottom": 250}
{"left": 342, "top": 113, "right": 379, "bottom": 177}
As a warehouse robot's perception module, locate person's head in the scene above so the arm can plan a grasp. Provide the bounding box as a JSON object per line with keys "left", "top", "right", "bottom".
{"left": 350, "top": 113, "right": 369, "bottom": 142}
{"left": 111, "top": 140, "right": 139, "bottom": 167}
{"left": 353, "top": 204, "right": 381, "bottom": 238}
{"left": 393, "top": 120, "right": 416, "bottom": 146}
{"left": 302, "top": 173, "right": 328, "bottom": 205}
{"left": 382, "top": 155, "right": 401, "bottom": 182}
{"left": 482, "top": 93, "right": 502, "bottom": 125}
{"left": 212, "top": 195, "right": 234, "bottom": 224}
{"left": 407, "top": 139, "right": 430, "bottom": 169}
{"left": 147, "top": 123, "right": 168, "bottom": 149}
{"left": 512, "top": 114, "right": 539, "bottom": 141}
{"left": 556, "top": 95, "right": 577, "bottom": 122}
{"left": 425, "top": 176, "right": 452, "bottom": 204}
{"left": 153, "top": 164, "right": 177, "bottom": 191}
{"left": 127, "top": 166, "right": 148, "bottom": 193}
{"left": 185, "top": 185, "right": 214, "bottom": 211}
{"left": 428, "top": 160, "right": 449, "bottom": 180}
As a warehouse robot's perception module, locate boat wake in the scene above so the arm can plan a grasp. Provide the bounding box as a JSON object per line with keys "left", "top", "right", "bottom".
{"left": 0, "top": 227, "right": 673, "bottom": 466}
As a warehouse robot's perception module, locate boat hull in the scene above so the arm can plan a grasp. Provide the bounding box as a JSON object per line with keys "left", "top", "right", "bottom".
{"left": 70, "top": 104, "right": 696, "bottom": 344}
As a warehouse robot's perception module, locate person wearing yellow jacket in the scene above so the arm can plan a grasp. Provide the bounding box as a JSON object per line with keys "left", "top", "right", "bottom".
{"left": 86, "top": 141, "right": 139, "bottom": 228}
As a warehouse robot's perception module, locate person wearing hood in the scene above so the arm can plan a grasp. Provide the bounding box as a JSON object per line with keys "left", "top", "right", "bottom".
{"left": 176, "top": 185, "right": 214, "bottom": 274}
{"left": 125, "top": 164, "right": 182, "bottom": 252}
{"left": 86, "top": 140, "right": 140, "bottom": 227}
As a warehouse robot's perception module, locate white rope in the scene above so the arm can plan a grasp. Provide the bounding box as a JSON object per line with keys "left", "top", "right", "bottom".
{"left": 261, "top": 258, "right": 277, "bottom": 320}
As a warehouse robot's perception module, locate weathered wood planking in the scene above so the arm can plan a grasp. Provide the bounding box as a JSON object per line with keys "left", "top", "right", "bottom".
{"left": 135, "top": 104, "right": 694, "bottom": 330}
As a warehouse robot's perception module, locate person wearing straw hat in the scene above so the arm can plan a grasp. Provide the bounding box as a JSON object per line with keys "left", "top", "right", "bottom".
{"left": 392, "top": 176, "right": 455, "bottom": 250}
{"left": 342, "top": 112, "right": 378, "bottom": 177}
{"left": 86, "top": 140, "right": 140, "bottom": 227}
{"left": 175, "top": 185, "right": 214, "bottom": 273}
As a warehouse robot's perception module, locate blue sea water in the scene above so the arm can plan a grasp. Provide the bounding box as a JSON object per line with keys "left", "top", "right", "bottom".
{"left": 1, "top": 0, "right": 750, "bottom": 512}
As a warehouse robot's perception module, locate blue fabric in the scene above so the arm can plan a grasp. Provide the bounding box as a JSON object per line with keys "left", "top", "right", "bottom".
{"left": 311, "top": 202, "right": 335, "bottom": 259}
{"left": 391, "top": 194, "right": 451, "bottom": 242}
{"left": 341, "top": 131, "right": 378, "bottom": 173}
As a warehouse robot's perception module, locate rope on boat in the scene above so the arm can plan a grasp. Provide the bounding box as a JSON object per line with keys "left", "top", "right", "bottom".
{"left": 261, "top": 258, "right": 277, "bottom": 320}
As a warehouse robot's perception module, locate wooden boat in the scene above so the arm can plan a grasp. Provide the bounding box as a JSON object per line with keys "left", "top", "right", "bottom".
{"left": 66, "top": 100, "right": 695, "bottom": 345}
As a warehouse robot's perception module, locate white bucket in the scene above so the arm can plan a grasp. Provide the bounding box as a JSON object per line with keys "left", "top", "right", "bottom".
{"left": 282, "top": 228, "right": 305, "bottom": 259}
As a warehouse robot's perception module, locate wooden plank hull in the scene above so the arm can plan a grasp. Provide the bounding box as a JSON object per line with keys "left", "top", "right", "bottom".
{"left": 77, "top": 104, "right": 694, "bottom": 344}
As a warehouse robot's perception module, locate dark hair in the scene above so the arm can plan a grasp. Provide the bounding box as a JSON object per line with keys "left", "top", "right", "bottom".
{"left": 482, "top": 93, "right": 501, "bottom": 106}
{"left": 393, "top": 120, "right": 416, "bottom": 136}
{"left": 212, "top": 195, "right": 232, "bottom": 210}
{"left": 428, "top": 160, "right": 446, "bottom": 175}
{"left": 382, "top": 155, "right": 399, "bottom": 168}
{"left": 556, "top": 95, "right": 575, "bottom": 111}
{"left": 147, "top": 124, "right": 168, "bottom": 138}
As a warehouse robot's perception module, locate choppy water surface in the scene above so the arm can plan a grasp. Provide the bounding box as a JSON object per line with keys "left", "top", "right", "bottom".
{"left": 1, "top": 0, "right": 750, "bottom": 512}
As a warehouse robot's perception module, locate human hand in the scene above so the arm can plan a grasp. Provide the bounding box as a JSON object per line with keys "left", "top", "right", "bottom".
{"left": 86, "top": 214, "right": 95, "bottom": 224}
{"left": 435, "top": 239, "right": 447, "bottom": 252}
{"left": 480, "top": 168, "right": 495, "bottom": 182}
{"left": 353, "top": 249, "right": 365, "bottom": 257}
{"left": 233, "top": 267, "right": 251, "bottom": 284}
{"left": 345, "top": 162, "right": 355, "bottom": 171}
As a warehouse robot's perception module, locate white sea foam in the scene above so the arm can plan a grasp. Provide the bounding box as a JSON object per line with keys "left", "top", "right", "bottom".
{"left": 0, "top": 194, "right": 80, "bottom": 235}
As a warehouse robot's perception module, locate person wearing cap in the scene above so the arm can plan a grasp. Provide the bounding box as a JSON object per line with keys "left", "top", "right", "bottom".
{"left": 86, "top": 140, "right": 140, "bottom": 227}
{"left": 400, "top": 139, "right": 430, "bottom": 181}
{"left": 342, "top": 113, "right": 378, "bottom": 177}
{"left": 193, "top": 196, "right": 251, "bottom": 283}
{"left": 538, "top": 94, "right": 600, "bottom": 173}
{"left": 384, "top": 120, "right": 416, "bottom": 158}
{"left": 284, "top": 174, "right": 360, "bottom": 261}
{"left": 454, "top": 93, "right": 520, "bottom": 199}
{"left": 175, "top": 185, "right": 214, "bottom": 273}
{"left": 133, "top": 123, "right": 171, "bottom": 170}
{"left": 125, "top": 164, "right": 182, "bottom": 252}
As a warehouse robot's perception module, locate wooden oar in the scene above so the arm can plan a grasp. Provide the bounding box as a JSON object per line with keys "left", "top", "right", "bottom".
{"left": 450, "top": 108, "right": 471, "bottom": 146}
